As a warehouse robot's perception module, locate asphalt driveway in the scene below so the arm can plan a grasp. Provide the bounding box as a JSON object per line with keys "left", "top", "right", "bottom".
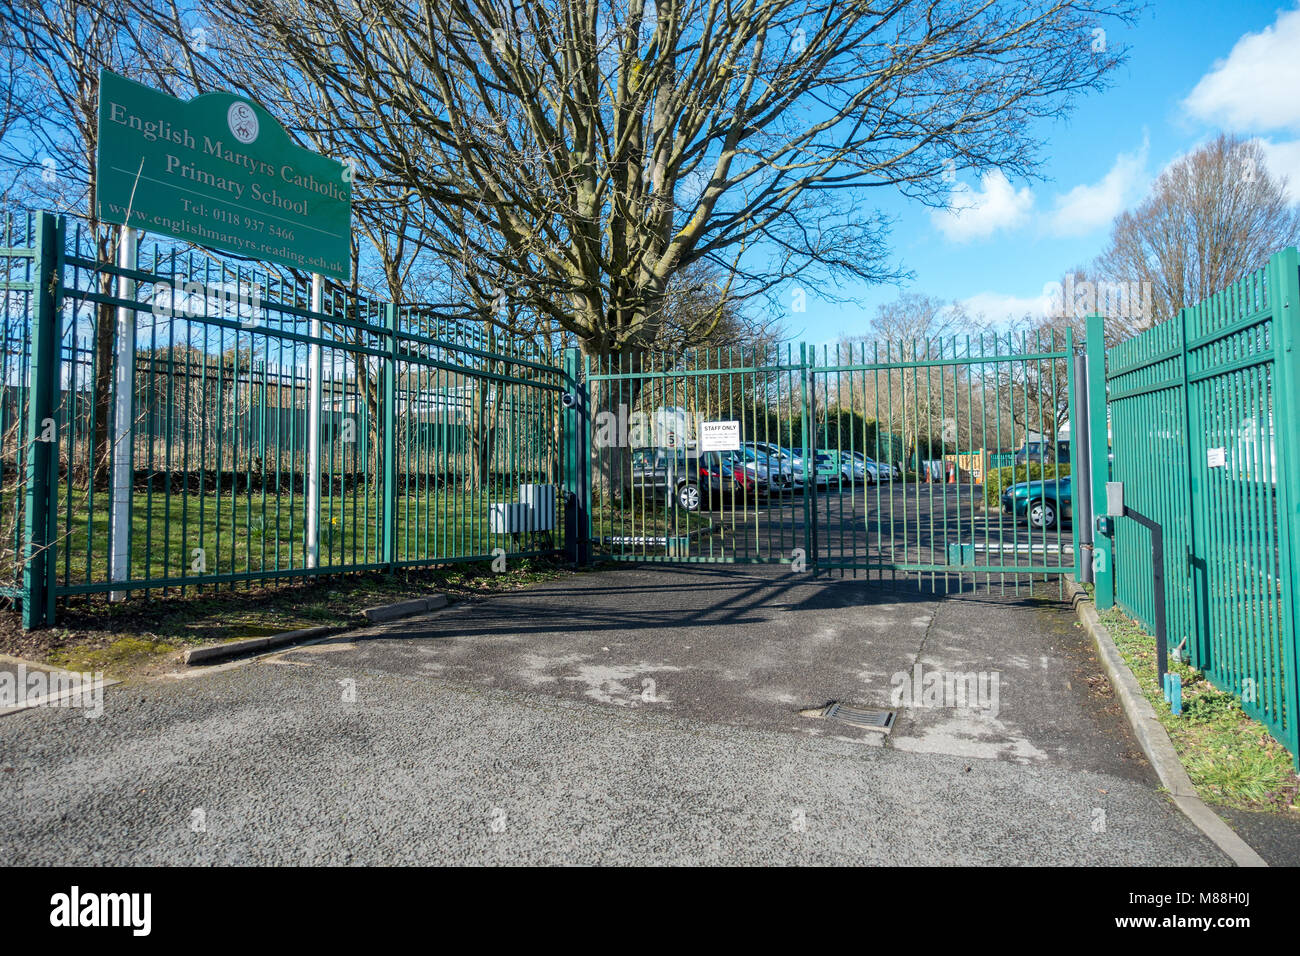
{"left": 0, "top": 564, "right": 1228, "bottom": 865}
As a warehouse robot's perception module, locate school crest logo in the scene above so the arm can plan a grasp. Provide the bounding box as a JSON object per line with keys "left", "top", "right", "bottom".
{"left": 227, "top": 101, "right": 259, "bottom": 144}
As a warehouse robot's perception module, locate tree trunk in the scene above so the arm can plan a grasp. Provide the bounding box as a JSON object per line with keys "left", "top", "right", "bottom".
{"left": 466, "top": 378, "right": 497, "bottom": 491}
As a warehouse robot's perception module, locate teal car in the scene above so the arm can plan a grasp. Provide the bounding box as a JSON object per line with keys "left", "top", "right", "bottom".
{"left": 1001, "top": 475, "right": 1072, "bottom": 530}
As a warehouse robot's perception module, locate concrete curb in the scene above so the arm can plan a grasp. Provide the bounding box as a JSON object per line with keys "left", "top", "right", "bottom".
{"left": 1067, "top": 582, "right": 1268, "bottom": 867}
{"left": 184, "top": 625, "right": 342, "bottom": 666}
{"left": 360, "top": 593, "right": 448, "bottom": 623}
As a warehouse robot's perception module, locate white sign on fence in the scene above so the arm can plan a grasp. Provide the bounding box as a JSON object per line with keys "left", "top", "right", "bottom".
{"left": 699, "top": 420, "right": 741, "bottom": 452}
{"left": 1207, "top": 447, "right": 1226, "bottom": 468}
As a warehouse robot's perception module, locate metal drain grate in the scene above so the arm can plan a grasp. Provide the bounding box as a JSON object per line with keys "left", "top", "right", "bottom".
{"left": 824, "top": 702, "right": 896, "bottom": 732}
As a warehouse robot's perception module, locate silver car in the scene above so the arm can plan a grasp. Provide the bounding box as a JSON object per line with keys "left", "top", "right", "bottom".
{"left": 854, "top": 452, "right": 900, "bottom": 481}
{"left": 749, "top": 442, "right": 813, "bottom": 487}
{"left": 742, "top": 442, "right": 797, "bottom": 489}
{"left": 724, "top": 446, "right": 790, "bottom": 492}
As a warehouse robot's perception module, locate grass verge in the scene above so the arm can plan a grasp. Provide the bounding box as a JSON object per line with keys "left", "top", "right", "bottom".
{"left": 1101, "top": 606, "right": 1300, "bottom": 814}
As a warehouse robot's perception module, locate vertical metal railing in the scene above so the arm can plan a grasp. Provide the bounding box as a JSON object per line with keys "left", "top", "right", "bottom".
{"left": 0, "top": 211, "right": 565, "bottom": 626}
{"left": 578, "top": 334, "right": 1074, "bottom": 591}
{"left": 1105, "top": 250, "right": 1300, "bottom": 762}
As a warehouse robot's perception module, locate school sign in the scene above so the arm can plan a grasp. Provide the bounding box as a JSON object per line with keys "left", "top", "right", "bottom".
{"left": 96, "top": 70, "right": 352, "bottom": 280}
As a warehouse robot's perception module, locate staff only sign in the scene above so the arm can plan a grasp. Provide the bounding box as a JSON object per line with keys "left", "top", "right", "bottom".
{"left": 96, "top": 70, "right": 352, "bottom": 280}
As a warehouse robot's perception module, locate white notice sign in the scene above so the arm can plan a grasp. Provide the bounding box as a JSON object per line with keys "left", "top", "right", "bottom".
{"left": 1207, "top": 447, "right": 1226, "bottom": 468}
{"left": 699, "top": 420, "right": 741, "bottom": 452}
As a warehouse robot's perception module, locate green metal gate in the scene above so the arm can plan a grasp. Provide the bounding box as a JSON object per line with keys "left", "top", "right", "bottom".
{"left": 582, "top": 343, "right": 809, "bottom": 565}
{"left": 575, "top": 331, "right": 1078, "bottom": 593}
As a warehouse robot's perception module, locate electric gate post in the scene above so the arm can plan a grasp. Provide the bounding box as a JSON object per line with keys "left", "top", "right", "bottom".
{"left": 305, "top": 274, "right": 323, "bottom": 568}
{"left": 382, "top": 301, "right": 399, "bottom": 572}
{"left": 1066, "top": 325, "right": 1082, "bottom": 581}
{"left": 1073, "top": 349, "right": 1095, "bottom": 584}
{"left": 800, "top": 342, "right": 817, "bottom": 576}
{"left": 1106, "top": 481, "right": 1169, "bottom": 690}
{"left": 1085, "top": 313, "right": 1115, "bottom": 608}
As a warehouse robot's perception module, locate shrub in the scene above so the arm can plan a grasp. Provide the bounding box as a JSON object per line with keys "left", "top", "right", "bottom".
{"left": 984, "top": 463, "right": 1071, "bottom": 507}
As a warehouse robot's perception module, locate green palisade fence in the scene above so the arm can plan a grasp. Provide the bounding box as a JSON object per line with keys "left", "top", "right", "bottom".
{"left": 1105, "top": 249, "right": 1300, "bottom": 763}
{"left": 0, "top": 211, "right": 565, "bottom": 625}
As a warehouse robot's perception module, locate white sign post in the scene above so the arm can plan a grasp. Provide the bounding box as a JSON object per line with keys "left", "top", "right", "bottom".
{"left": 306, "top": 273, "right": 323, "bottom": 568}
{"left": 108, "top": 226, "right": 138, "bottom": 601}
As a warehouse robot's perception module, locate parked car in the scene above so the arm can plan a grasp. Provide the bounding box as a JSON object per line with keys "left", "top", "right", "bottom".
{"left": 748, "top": 442, "right": 806, "bottom": 487}
{"left": 697, "top": 450, "right": 753, "bottom": 506}
{"left": 721, "top": 446, "right": 794, "bottom": 494}
{"left": 857, "top": 453, "right": 902, "bottom": 481}
{"left": 841, "top": 450, "right": 901, "bottom": 483}
{"left": 618, "top": 447, "right": 740, "bottom": 512}
{"left": 740, "top": 444, "right": 797, "bottom": 490}
{"left": 779, "top": 445, "right": 830, "bottom": 487}
{"left": 1014, "top": 440, "right": 1071, "bottom": 466}
{"left": 1001, "top": 474, "right": 1072, "bottom": 530}
{"left": 790, "top": 448, "right": 839, "bottom": 485}
{"left": 819, "top": 449, "right": 870, "bottom": 484}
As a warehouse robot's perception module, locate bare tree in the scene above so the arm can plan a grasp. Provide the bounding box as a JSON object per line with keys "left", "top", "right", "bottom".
{"left": 0, "top": 0, "right": 192, "bottom": 485}
{"left": 0, "top": 29, "right": 25, "bottom": 200}
{"left": 1097, "top": 134, "right": 1300, "bottom": 331}
{"left": 202, "top": 0, "right": 1132, "bottom": 358}
{"left": 842, "top": 293, "right": 983, "bottom": 464}
{"left": 192, "top": 0, "right": 1131, "bottom": 493}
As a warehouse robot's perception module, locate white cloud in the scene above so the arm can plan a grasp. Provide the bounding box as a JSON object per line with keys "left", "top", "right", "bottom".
{"left": 1184, "top": 7, "right": 1300, "bottom": 132}
{"left": 956, "top": 290, "right": 1054, "bottom": 326}
{"left": 1048, "top": 138, "right": 1149, "bottom": 236}
{"left": 931, "top": 171, "right": 1034, "bottom": 242}
{"left": 1257, "top": 138, "right": 1300, "bottom": 202}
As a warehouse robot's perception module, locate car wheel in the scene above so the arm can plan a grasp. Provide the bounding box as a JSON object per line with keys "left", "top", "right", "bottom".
{"left": 678, "top": 483, "right": 702, "bottom": 512}
{"left": 1029, "top": 500, "right": 1057, "bottom": 530}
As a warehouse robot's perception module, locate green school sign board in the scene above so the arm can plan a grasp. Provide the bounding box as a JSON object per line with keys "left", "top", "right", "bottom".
{"left": 96, "top": 70, "right": 352, "bottom": 280}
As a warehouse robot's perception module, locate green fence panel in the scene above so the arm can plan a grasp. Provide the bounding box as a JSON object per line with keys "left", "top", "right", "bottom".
{"left": 0, "top": 212, "right": 48, "bottom": 609}
{"left": 1105, "top": 251, "right": 1300, "bottom": 763}
{"left": 0, "top": 211, "right": 565, "bottom": 623}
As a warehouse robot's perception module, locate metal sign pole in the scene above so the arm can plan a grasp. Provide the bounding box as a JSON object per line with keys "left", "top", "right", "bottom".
{"left": 109, "top": 225, "right": 138, "bottom": 601}
{"left": 306, "top": 272, "right": 323, "bottom": 569}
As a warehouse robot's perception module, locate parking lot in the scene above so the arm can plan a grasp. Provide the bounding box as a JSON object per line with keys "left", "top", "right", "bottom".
{"left": 607, "top": 480, "right": 1074, "bottom": 588}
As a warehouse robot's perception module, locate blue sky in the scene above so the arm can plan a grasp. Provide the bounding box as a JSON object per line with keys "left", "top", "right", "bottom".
{"left": 790, "top": 0, "right": 1300, "bottom": 344}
